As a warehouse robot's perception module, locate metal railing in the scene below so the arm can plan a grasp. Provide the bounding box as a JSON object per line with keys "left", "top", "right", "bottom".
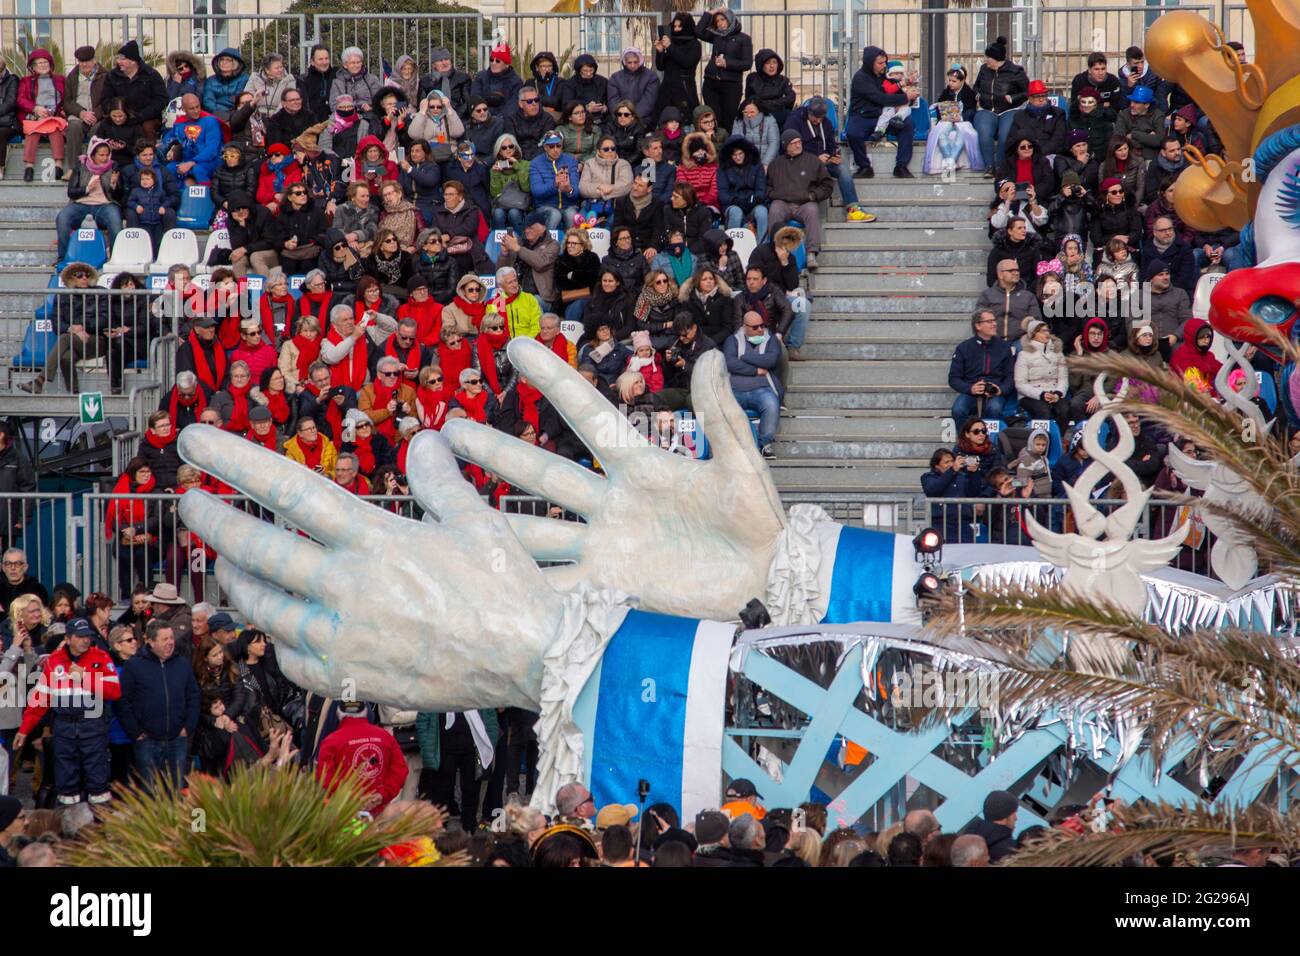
{"left": 0, "top": 15, "right": 130, "bottom": 71}
{"left": 0, "top": 492, "right": 79, "bottom": 590}
{"left": 0, "top": 289, "right": 164, "bottom": 400}
{"left": 312, "top": 12, "right": 487, "bottom": 78}
{"left": 132, "top": 14, "right": 311, "bottom": 75}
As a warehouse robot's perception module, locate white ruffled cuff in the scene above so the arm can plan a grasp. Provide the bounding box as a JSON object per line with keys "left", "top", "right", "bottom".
{"left": 529, "top": 587, "right": 633, "bottom": 816}
{"left": 764, "top": 503, "right": 833, "bottom": 626}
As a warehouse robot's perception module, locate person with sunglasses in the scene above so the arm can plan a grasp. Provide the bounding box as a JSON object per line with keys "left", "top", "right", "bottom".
{"left": 504, "top": 83, "right": 558, "bottom": 161}
{"left": 995, "top": 134, "right": 1056, "bottom": 206}
{"left": 462, "top": 95, "right": 505, "bottom": 158}
{"left": 413, "top": 229, "right": 464, "bottom": 308}
{"left": 952, "top": 416, "right": 1006, "bottom": 489}
{"left": 470, "top": 43, "right": 523, "bottom": 118}
{"left": 254, "top": 141, "right": 301, "bottom": 213}
{"left": 607, "top": 100, "right": 646, "bottom": 163}
{"left": 408, "top": 91, "right": 463, "bottom": 163}
{"left": 1090, "top": 174, "right": 1143, "bottom": 259}
{"left": 273, "top": 180, "right": 327, "bottom": 268}
{"left": 488, "top": 132, "right": 530, "bottom": 231}
{"left": 949, "top": 308, "right": 1015, "bottom": 423}
{"left": 578, "top": 134, "right": 633, "bottom": 222}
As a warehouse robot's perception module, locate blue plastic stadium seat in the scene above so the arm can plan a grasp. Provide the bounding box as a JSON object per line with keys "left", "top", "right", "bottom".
{"left": 62, "top": 224, "right": 108, "bottom": 270}
{"left": 1255, "top": 370, "right": 1278, "bottom": 416}
{"left": 177, "top": 185, "right": 216, "bottom": 230}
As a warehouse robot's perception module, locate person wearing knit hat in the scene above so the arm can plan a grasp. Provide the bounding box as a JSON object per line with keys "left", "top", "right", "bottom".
{"left": 470, "top": 43, "right": 522, "bottom": 116}
{"left": 1067, "top": 81, "right": 1115, "bottom": 158}
{"left": 607, "top": 45, "right": 659, "bottom": 124}
{"left": 959, "top": 790, "right": 1019, "bottom": 862}
{"left": 417, "top": 46, "right": 471, "bottom": 119}
{"left": 973, "top": 36, "right": 1028, "bottom": 174}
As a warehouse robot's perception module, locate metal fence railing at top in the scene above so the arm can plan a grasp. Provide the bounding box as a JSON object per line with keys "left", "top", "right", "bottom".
{"left": 132, "top": 14, "right": 311, "bottom": 76}
{"left": 0, "top": 493, "right": 79, "bottom": 593}
{"left": 487, "top": 10, "right": 844, "bottom": 104}
{"left": 312, "top": 13, "right": 487, "bottom": 80}
{"left": 0, "top": 15, "right": 130, "bottom": 72}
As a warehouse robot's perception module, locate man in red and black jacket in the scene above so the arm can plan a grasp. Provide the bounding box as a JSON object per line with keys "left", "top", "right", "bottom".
{"left": 14, "top": 616, "right": 121, "bottom": 806}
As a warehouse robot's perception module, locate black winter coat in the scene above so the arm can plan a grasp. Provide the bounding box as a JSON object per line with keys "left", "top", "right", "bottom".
{"left": 273, "top": 198, "right": 329, "bottom": 251}
{"left": 655, "top": 14, "right": 702, "bottom": 118}
{"left": 210, "top": 160, "right": 259, "bottom": 211}
{"left": 266, "top": 108, "right": 314, "bottom": 149}
{"left": 745, "top": 50, "right": 796, "bottom": 119}
{"left": 562, "top": 56, "right": 609, "bottom": 117}
{"left": 118, "top": 643, "right": 201, "bottom": 741}
{"left": 0, "top": 70, "right": 19, "bottom": 126}
{"left": 696, "top": 12, "right": 753, "bottom": 84}
{"left": 1090, "top": 200, "right": 1144, "bottom": 251}
{"left": 974, "top": 60, "right": 1029, "bottom": 113}
{"left": 102, "top": 64, "right": 168, "bottom": 123}
{"left": 613, "top": 197, "right": 666, "bottom": 253}
{"left": 298, "top": 65, "right": 338, "bottom": 123}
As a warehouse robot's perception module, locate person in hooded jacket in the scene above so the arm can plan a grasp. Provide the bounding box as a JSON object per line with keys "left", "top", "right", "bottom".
{"left": 414, "top": 229, "right": 463, "bottom": 306}
{"left": 103, "top": 41, "right": 168, "bottom": 136}
{"left": 579, "top": 316, "right": 633, "bottom": 386}
{"left": 14, "top": 48, "right": 66, "bottom": 181}
{"left": 224, "top": 191, "right": 280, "bottom": 277}
{"left": 1169, "top": 317, "right": 1222, "bottom": 396}
{"left": 679, "top": 267, "right": 737, "bottom": 345}
{"left": 316, "top": 228, "right": 365, "bottom": 295}
{"left": 1068, "top": 316, "right": 1119, "bottom": 419}
{"left": 462, "top": 96, "right": 505, "bottom": 157}
{"left": 848, "top": 45, "right": 920, "bottom": 179}
{"left": 998, "top": 134, "right": 1056, "bottom": 202}
{"left": 527, "top": 51, "right": 564, "bottom": 115}
{"left": 662, "top": 180, "right": 714, "bottom": 255}
{"left": 676, "top": 131, "right": 720, "bottom": 209}
{"left": 744, "top": 49, "right": 795, "bottom": 127}
{"left": 972, "top": 37, "right": 1029, "bottom": 173}
{"left": 470, "top": 45, "right": 523, "bottom": 117}
{"left": 210, "top": 141, "right": 258, "bottom": 214}
{"left": 318, "top": 92, "right": 371, "bottom": 162}
{"left": 371, "top": 87, "right": 414, "bottom": 155}
{"left": 407, "top": 90, "right": 463, "bottom": 162}
{"left": 583, "top": 267, "right": 636, "bottom": 341}
{"left": 418, "top": 46, "right": 473, "bottom": 120}
{"left": 1052, "top": 130, "right": 1101, "bottom": 193}
{"left": 731, "top": 97, "right": 779, "bottom": 168}
{"left": 201, "top": 48, "right": 248, "bottom": 120}
{"left": 696, "top": 7, "right": 752, "bottom": 131}
{"left": 606, "top": 48, "right": 660, "bottom": 123}
{"left": 718, "top": 134, "right": 768, "bottom": 239}
{"left": 562, "top": 54, "right": 609, "bottom": 128}
{"left": 165, "top": 50, "right": 205, "bottom": 102}
{"left": 699, "top": 227, "right": 746, "bottom": 289}
{"left": 654, "top": 12, "right": 702, "bottom": 120}
{"left": 1015, "top": 318, "right": 1071, "bottom": 430}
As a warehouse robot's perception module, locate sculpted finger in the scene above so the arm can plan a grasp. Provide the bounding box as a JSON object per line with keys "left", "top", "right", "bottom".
{"left": 214, "top": 559, "right": 338, "bottom": 657}
{"left": 405, "top": 429, "right": 494, "bottom": 522}
{"left": 505, "top": 513, "right": 587, "bottom": 561}
{"left": 180, "top": 491, "right": 331, "bottom": 600}
{"left": 507, "top": 337, "right": 647, "bottom": 464}
{"left": 442, "top": 418, "right": 605, "bottom": 517}
{"left": 178, "top": 424, "right": 399, "bottom": 547}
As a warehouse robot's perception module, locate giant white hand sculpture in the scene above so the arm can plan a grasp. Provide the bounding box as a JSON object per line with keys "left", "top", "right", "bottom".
{"left": 1025, "top": 375, "right": 1189, "bottom": 619}
{"left": 1167, "top": 342, "right": 1269, "bottom": 589}
{"left": 441, "top": 340, "right": 788, "bottom": 620}
{"left": 177, "top": 426, "right": 564, "bottom": 712}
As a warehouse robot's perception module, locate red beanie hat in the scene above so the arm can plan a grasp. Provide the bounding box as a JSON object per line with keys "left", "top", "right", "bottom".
{"left": 490, "top": 44, "right": 512, "bottom": 65}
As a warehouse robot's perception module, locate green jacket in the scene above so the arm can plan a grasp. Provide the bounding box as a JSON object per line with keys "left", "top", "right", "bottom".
{"left": 560, "top": 122, "right": 598, "bottom": 164}
{"left": 415, "top": 710, "right": 500, "bottom": 771}
{"left": 1113, "top": 107, "right": 1166, "bottom": 161}
{"left": 490, "top": 157, "right": 532, "bottom": 200}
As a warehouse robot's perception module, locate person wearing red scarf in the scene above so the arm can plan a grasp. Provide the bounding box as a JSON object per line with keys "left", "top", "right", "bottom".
{"left": 105, "top": 457, "right": 160, "bottom": 599}
{"left": 381, "top": 318, "right": 429, "bottom": 386}
{"left": 258, "top": 277, "right": 297, "bottom": 344}
{"left": 396, "top": 276, "right": 444, "bottom": 347}
{"left": 213, "top": 361, "right": 254, "bottom": 433}
{"left": 475, "top": 315, "right": 512, "bottom": 398}
{"left": 137, "top": 410, "right": 182, "bottom": 489}
{"left": 205, "top": 271, "right": 246, "bottom": 351}
{"left": 358, "top": 357, "right": 418, "bottom": 442}
{"left": 177, "top": 317, "right": 227, "bottom": 394}
{"left": 283, "top": 313, "right": 323, "bottom": 393}
{"left": 245, "top": 406, "right": 282, "bottom": 451}
{"left": 333, "top": 452, "right": 371, "bottom": 496}
{"left": 322, "top": 306, "right": 370, "bottom": 391}
{"left": 299, "top": 288, "right": 334, "bottom": 325}
{"left": 536, "top": 314, "right": 578, "bottom": 367}
{"left": 256, "top": 367, "right": 292, "bottom": 426}
{"left": 164, "top": 375, "right": 210, "bottom": 430}
{"left": 436, "top": 326, "right": 474, "bottom": 390}
{"left": 440, "top": 274, "right": 489, "bottom": 340}
{"left": 415, "top": 366, "right": 449, "bottom": 430}
{"left": 170, "top": 464, "right": 217, "bottom": 603}
{"left": 450, "top": 368, "right": 495, "bottom": 424}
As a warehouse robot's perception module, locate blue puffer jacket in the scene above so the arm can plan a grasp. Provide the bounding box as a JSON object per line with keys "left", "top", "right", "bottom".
{"left": 117, "top": 642, "right": 201, "bottom": 741}
{"left": 201, "top": 47, "right": 248, "bottom": 116}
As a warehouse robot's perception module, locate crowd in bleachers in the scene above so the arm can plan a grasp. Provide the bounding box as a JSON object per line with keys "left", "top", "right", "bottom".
{"left": 929, "top": 39, "right": 1266, "bottom": 556}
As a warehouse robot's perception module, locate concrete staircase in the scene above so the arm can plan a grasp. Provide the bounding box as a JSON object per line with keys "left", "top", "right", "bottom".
{"left": 773, "top": 144, "right": 990, "bottom": 505}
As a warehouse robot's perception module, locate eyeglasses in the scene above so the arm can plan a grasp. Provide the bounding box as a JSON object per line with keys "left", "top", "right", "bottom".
{"left": 743, "top": 324, "right": 764, "bottom": 331}
{"left": 616, "top": 111, "right": 632, "bottom": 117}
{"left": 378, "top": 371, "right": 399, "bottom": 378}
{"left": 2, "top": 560, "right": 26, "bottom": 568}
{"left": 464, "top": 285, "right": 482, "bottom": 293}
{"left": 522, "top": 97, "right": 539, "bottom": 104}
{"left": 969, "top": 428, "right": 987, "bottom": 436}
{"left": 332, "top": 242, "right": 346, "bottom": 250}
{"left": 500, "top": 145, "right": 517, "bottom": 152}
{"left": 1107, "top": 188, "right": 1124, "bottom": 195}
{"left": 382, "top": 237, "right": 398, "bottom": 244}
{"left": 464, "top": 378, "right": 481, "bottom": 385}
{"left": 473, "top": 106, "right": 488, "bottom": 112}
{"left": 653, "top": 278, "right": 669, "bottom": 286}
{"left": 598, "top": 145, "right": 616, "bottom": 153}
{"left": 428, "top": 375, "right": 443, "bottom": 382}
{"left": 288, "top": 189, "right": 306, "bottom": 195}
{"left": 118, "top": 636, "right": 138, "bottom": 644}
{"left": 544, "top": 142, "right": 562, "bottom": 149}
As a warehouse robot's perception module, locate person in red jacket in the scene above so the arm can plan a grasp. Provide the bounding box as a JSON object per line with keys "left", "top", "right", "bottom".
{"left": 315, "top": 698, "right": 408, "bottom": 813}
{"left": 17, "top": 49, "right": 67, "bottom": 181}
{"left": 14, "top": 617, "right": 121, "bottom": 805}
{"left": 255, "top": 142, "right": 303, "bottom": 211}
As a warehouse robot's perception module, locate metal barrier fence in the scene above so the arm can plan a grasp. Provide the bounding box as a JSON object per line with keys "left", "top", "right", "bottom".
{"left": 0, "top": 15, "right": 130, "bottom": 71}
{"left": 311, "top": 12, "right": 486, "bottom": 79}
{"left": 132, "top": 14, "right": 311, "bottom": 75}
{"left": 0, "top": 289, "right": 168, "bottom": 399}
{"left": 0, "top": 492, "right": 78, "bottom": 591}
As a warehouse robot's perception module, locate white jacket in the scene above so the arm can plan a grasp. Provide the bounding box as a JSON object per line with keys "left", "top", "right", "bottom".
{"left": 1014, "top": 333, "right": 1068, "bottom": 399}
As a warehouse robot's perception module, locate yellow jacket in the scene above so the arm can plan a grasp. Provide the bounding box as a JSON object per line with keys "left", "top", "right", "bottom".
{"left": 284, "top": 435, "right": 338, "bottom": 478}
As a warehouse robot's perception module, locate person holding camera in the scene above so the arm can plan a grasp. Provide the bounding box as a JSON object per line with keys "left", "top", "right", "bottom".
{"left": 358, "top": 356, "right": 418, "bottom": 443}
{"left": 988, "top": 177, "right": 1048, "bottom": 236}
{"left": 921, "top": 448, "right": 979, "bottom": 545}
{"left": 1047, "top": 170, "right": 1093, "bottom": 241}
{"left": 663, "top": 313, "right": 717, "bottom": 395}
{"left": 949, "top": 308, "right": 1015, "bottom": 422}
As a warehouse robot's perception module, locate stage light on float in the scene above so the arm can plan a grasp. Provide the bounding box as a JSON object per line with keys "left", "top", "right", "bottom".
{"left": 913, "top": 571, "right": 943, "bottom": 603}
{"left": 913, "top": 527, "right": 943, "bottom": 564}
